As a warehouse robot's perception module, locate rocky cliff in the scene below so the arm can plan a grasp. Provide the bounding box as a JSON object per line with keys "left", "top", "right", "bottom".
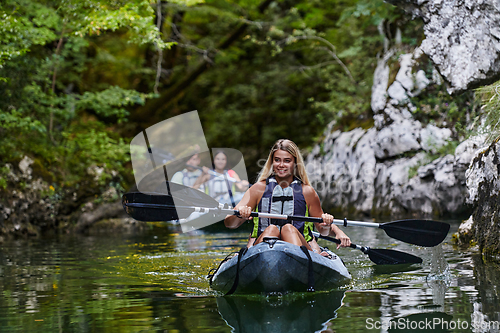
{"left": 307, "top": 0, "right": 500, "bottom": 255}
{"left": 307, "top": 46, "right": 478, "bottom": 218}
{"left": 387, "top": 0, "right": 500, "bottom": 94}
{"left": 388, "top": 0, "right": 500, "bottom": 256}
{"left": 456, "top": 138, "right": 500, "bottom": 255}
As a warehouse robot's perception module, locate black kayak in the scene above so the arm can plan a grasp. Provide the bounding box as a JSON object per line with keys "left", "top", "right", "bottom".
{"left": 209, "top": 238, "right": 351, "bottom": 294}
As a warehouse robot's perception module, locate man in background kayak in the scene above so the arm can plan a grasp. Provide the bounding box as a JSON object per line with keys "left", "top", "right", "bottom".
{"left": 171, "top": 152, "right": 205, "bottom": 191}
{"left": 224, "top": 139, "right": 351, "bottom": 254}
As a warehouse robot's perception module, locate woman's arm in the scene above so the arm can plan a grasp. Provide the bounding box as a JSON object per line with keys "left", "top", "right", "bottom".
{"left": 329, "top": 225, "right": 351, "bottom": 248}
{"left": 303, "top": 185, "right": 333, "bottom": 236}
{"left": 192, "top": 166, "right": 210, "bottom": 190}
{"left": 224, "top": 181, "right": 265, "bottom": 229}
{"left": 303, "top": 185, "right": 351, "bottom": 248}
{"left": 228, "top": 170, "right": 250, "bottom": 191}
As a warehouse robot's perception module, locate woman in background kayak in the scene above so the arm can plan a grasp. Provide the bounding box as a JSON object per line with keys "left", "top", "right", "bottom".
{"left": 193, "top": 150, "right": 249, "bottom": 207}
{"left": 224, "top": 139, "right": 351, "bottom": 253}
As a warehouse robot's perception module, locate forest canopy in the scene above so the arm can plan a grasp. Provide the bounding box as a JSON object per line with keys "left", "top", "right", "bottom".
{"left": 0, "top": 0, "right": 410, "bottom": 205}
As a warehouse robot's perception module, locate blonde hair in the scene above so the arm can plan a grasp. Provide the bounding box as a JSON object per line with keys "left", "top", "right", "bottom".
{"left": 257, "top": 139, "right": 310, "bottom": 185}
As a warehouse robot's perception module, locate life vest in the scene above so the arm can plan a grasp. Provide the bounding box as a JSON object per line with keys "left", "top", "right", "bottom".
{"left": 206, "top": 170, "right": 236, "bottom": 200}
{"left": 181, "top": 169, "right": 202, "bottom": 188}
{"left": 251, "top": 176, "right": 313, "bottom": 242}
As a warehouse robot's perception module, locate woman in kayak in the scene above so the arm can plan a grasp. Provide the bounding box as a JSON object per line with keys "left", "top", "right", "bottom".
{"left": 193, "top": 150, "right": 249, "bottom": 206}
{"left": 224, "top": 139, "right": 351, "bottom": 253}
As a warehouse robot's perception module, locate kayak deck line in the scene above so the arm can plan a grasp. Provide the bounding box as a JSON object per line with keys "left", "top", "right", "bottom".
{"left": 209, "top": 239, "right": 351, "bottom": 295}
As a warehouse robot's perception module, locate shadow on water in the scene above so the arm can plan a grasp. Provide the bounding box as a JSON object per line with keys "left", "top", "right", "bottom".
{"left": 216, "top": 290, "right": 344, "bottom": 333}
{"left": 371, "top": 263, "right": 422, "bottom": 275}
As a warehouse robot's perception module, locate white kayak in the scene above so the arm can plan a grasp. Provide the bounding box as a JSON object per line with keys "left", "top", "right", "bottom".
{"left": 209, "top": 238, "right": 351, "bottom": 294}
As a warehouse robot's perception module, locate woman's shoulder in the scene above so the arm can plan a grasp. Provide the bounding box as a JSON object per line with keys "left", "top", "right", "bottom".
{"left": 250, "top": 180, "right": 267, "bottom": 192}
{"left": 301, "top": 183, "right": 319, "bottom": 198}
{"left": 243, "top": 180, "right": 266, "bottom": 206}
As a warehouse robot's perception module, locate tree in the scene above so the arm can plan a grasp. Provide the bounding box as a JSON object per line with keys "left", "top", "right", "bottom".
{"left": 0, "top": 0, "right": 173, "bottom": 199}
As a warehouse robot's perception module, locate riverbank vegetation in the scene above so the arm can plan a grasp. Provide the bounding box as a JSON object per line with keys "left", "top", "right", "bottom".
{"left": 0, "top": 0, "right": 491, "bottom": 236}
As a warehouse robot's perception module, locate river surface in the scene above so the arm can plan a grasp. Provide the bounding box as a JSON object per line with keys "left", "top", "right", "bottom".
{"left": 1, "top": 220, "right": 500, "bottom": 332}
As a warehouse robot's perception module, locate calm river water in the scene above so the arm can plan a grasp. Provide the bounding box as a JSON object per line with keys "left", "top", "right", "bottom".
{"left": 1, "top": 220, "right": 499, "bottom": 332}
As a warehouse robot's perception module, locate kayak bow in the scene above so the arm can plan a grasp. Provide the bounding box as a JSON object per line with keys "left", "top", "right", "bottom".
{"left": 209, "top": 239, "right": 351, "bottom": 294}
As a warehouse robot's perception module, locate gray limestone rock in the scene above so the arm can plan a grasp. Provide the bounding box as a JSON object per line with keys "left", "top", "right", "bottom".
{"left": 371, "top": 56, "right": 390, "bottom": 113}
{"left": 420, "top": 124, "right": 452, "bottom": 153}
{"left": 388, "top": 0, "right": 500, "bottom": 94}
{"left": 458, "top": 138, "right": 500, "bottom": 255}
{"left": 307, "top": 1, "right": 500, "bottom": 221}
{"left": 373, "top": 118, "right": 422, "bottom": 159}
{"left": 307, "top": 44, "right": 476, "bottom": 217}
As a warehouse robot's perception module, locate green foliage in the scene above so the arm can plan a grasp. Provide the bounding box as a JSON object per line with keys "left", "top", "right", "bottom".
{"left": 475, "top": 80, "right": 500, "bottom": 143}
{"left": 0, "top": 0, "right": 174, "bottom": 197}
{"left": 0, "top": 0, "right": 430, "bottom": 224}
{"left": 410, "top": 75, "right": 477, "bottom": 140}
{"left": 169, "top": 0, "right": 409, "bottom": 177}
{"left": 59, "top": 127, "right": 131, "bottom": 186}
{"left": 75, "top": 86, "right": 154, "bottom": 122}
{"left": 0, "top": 165, "right": 10, "bottom": 190}
{"left": 0, "top": 0, "right": 59, "bottom": 68}
{"left": 338, "top": 0, "right": 401, "bottom": 27}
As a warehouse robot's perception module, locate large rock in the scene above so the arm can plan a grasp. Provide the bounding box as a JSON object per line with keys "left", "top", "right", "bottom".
{"left": 307, "top": 127, "right": 377, "bottom": 215}
{"left": 307, "top": 123, "right": 478, "bottom": 217}
{"left": 307, "top": 46, "right": 471, "bottom": 218}
{"left": 388, "top": 0, "right": 500, "bottom": 94}
{"left": 0, "top": 157, "right": 127, "bottom": 240}
{"left": 457, "top": 138, "right": 500, "bottom": 255}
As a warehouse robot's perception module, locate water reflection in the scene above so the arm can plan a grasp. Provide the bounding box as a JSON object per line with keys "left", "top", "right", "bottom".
{"left": 387, "top": 312, "right": 453, "bottom": 333}
{"left": 470, "top": 254, "right": 500, "bottom": 331}
{"left": 2, "top": 221, "right": 500, "bottom": 332}
{"left": 217, "top": 291, "right": 344, "bottom": 333}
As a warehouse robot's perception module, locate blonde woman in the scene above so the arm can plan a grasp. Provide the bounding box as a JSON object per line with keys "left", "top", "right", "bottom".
{"left": 224, "top": 139, "right": 351, "bottom": 253}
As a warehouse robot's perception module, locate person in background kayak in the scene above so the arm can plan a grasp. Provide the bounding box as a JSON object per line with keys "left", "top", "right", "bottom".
{"left": 171, "top": 152, "right": 205, "bottom": 191}
{"left": 193, "top": 150, "right": 249, "bottom": 206}
{"left": 224, "top": 139, "right": 351, "bottom": 253}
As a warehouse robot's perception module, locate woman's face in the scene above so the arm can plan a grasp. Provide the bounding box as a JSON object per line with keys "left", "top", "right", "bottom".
{"left": 272, "top": 149, "right": 295, "bottom": 179}
{"left": 214, "top": 152, "right": 227, "bottom": 170}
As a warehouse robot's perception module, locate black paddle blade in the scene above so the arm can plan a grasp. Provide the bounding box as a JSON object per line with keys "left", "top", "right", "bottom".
{"left": 367, "top": 248, "right": 423, "bottom": 265}
{"left": 122, "top": 192, "right": 199, "bottom": 221}
{"left": 122, "top": 192, "right": 178, "bottom": 221}
{"left": 122, "top": 182, "right": 222, "bottom": 222}
{"left": 380, "top": 219, "right": 450, "bottom": 247}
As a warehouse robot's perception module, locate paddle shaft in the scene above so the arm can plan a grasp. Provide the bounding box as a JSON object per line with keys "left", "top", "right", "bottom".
{"left": 124, "top": 202, "right": 326, "bottom": 222}
{"left": 311, "top": 231, "right": 423, "bottom": 265}
{"left": 123, "top": 187, "right": 450, "bottom": 247}
{"left": 311, "top": 231, "right": 366, "bottom": 252}
{"left": 124, "top": 202, "right": 382, "bottom": 228}
{"left": 123, "top": 199, "right": 423, "bottom": 264}
{"left": 186, "top": 164, "right": 244, "bottom": 184}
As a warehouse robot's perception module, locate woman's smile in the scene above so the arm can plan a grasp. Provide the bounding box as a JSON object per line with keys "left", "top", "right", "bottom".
{"left": 273, "top": 150, "right": 295, "bottom": 179}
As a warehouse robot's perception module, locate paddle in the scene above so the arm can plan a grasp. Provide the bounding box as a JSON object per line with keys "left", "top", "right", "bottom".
{"left": 331, "top": 218, "right": 451, "bottom": 248}
{"left": 122, "top": 186, "right": 449, "bottom": 247}
{"left": 311, "top": 231, "right": 422, "bottom": 265}
{"left": 122, "top": 193, "right": 423, "bottom": 265}
{"left": 186, "top": 164, "right": 246, "bottom": 184}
